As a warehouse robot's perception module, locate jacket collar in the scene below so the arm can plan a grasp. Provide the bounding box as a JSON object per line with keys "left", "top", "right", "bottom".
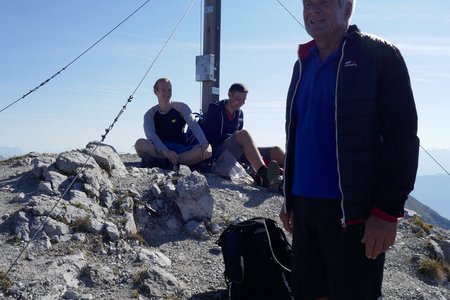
{"left": 297, "top": 25, "right": 360, "bottom": 60}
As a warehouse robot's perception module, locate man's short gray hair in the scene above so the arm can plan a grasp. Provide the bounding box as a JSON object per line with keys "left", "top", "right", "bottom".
{"left": 342, "top": 0, "right": 355, "bottom": 14}
{"left": 340, "top": 0, "right": 355, "bottom": 20}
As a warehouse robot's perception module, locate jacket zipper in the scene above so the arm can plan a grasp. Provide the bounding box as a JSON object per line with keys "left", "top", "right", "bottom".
{"left": 283, "top": 58, "right": 303, "bottom": 213}
{"left": 336, "top": 40, "right": 347, "bottom": 228}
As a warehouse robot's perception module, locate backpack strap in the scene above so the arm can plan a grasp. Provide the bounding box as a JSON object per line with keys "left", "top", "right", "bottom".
{"left": 261, "top": 218, "right": 294, "bottom": 299}
{"left": 260, "top": 218, "right": 291, "bottom": 272}
{"left": 236, "top": 217, "right": 292, "bottom": 272}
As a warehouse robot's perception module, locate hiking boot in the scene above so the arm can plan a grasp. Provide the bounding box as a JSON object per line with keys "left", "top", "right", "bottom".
{"left": 265, "top": 160, "right": 282, "bottom": 192}
{"left": 140, "top": 156, "right": 156, "bottom": 168}
{"left": 190, "top": 158, "right": 213, "bottom": 172}
{"left": 140, "top": 156, "right": 171, "bottom": 169}
{"left": 256, "top": 160, "right": 281, "bottom": 192}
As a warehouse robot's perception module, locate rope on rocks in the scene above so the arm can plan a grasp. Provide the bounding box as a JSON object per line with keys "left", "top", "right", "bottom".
{"left": 0, "top": 0, "right": 198, "bottom": 283}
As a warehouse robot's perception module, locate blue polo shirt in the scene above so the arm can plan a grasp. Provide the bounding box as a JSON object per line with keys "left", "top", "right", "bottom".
{"left": 292, "top": 45, "right": 342, "bottom": 199}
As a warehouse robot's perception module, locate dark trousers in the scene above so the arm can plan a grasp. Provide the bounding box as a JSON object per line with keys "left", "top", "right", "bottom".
{"left": 291, "top": 196, "right": 384, "bottom": 300}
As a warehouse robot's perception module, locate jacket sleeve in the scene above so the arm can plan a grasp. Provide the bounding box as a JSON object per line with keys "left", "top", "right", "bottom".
{"left": 283, "top": 60, "right": 301, "bottom": 213}
{"left": 373, "top": 44, "right": 419, "bottom": 217}
{"left": 201, "top": 103, "right": 222, "bottom": 147}
{"left": 143, "top": 106, "right": 167, "bottom": 152}
{"left": 172, "top": 101, "right": 209, "bottom": 145}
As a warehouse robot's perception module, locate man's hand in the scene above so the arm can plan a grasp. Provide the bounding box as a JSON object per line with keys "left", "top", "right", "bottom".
{"left": 201, "top": 144, "right": 212, "bottom": 160}
{"left": 361, "top": 214, "right": 397, "bottom": 259}
{"left": 161, "top": 149, "right": 178, "bottom": 166}
{"left": 279, "top": 208, "right": 294, "bottom": 234}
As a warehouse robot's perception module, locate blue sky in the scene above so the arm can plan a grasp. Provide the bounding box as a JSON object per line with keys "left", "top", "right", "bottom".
{"left": 1, "top": 0, "right": 450, "bottom": 176}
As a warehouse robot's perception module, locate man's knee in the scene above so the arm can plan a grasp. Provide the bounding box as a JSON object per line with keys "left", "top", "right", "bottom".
{"left": 135, "top": 138, "right": 154, "bottom": 157}
{"left": 234, "top": 129, "right": 252, "bottom": 144}
{"left": 270, "top": 146, "right": 285, "bottom": 166}
{"left": 135, "top": 138, "right": 146, "bottom": 151}
{"left": 271, "top": 146, "right": 285, "bottom": 157}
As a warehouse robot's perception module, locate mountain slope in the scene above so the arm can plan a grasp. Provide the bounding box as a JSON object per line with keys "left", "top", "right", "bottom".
{"left": 405, "top": 195, "right": 450, "bottom": 230}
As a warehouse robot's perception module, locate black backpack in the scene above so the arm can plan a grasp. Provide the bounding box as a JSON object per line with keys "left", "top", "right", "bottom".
{"left": 185, "top": 112, "right": 204, "bottom": 145}
{"left": 216, "top": 217, "right": 293, "bottom": 300}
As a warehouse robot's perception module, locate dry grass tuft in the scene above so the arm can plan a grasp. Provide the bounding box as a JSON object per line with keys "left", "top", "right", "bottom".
{"left": 418, "top": 258, "right": 446, "bottom": 282}
{"left": 0, "top": 271, "right": 12, "bottom": 292}
{"left": 412, "top": 215, "right": 433, "bottom": 234}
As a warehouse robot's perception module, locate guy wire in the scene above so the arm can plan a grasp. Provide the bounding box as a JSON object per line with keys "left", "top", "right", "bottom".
{"left": 0, "top": 0, "right": 198, "bottom": 283}
{"left": 0, "top": 0, "right": 153, "bottom": 114}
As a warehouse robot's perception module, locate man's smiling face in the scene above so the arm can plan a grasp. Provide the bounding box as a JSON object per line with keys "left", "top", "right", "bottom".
{"left": 303, "top": 0, "right": 349, "bottom": 40}
{"left": 228, "top": 91, "right": 247, "bottom": 112}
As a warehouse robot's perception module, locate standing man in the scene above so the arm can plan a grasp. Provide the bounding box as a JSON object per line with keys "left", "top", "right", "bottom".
{"left": 279, "top": 0, "right": 419, "bottom": 299}
{"left": 135, "top": 78, "right": 212, "bottom": 169}
{"left": 201, "top": 83, "right": 285, "bottom": 191}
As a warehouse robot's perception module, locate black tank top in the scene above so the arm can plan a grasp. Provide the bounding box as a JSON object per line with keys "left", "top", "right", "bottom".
{"left": 154, "top": 108, "right": 187, "bottom": 144}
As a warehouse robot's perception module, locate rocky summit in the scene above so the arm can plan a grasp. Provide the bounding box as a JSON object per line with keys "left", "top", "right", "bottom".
{"left": 0, "top": 143, "right": 449, "bottom": 300}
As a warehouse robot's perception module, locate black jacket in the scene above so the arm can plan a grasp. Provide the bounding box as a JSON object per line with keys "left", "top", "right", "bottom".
{"left": 283, "top": 25, "right": 419, "bottom": 224}
{"left": 201, "top": 100, "right": 244, "bottom": 149}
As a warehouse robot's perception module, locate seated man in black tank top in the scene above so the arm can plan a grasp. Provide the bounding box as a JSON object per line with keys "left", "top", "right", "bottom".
{"left": 135, "top": 77, "right": 212, "bottom": 169}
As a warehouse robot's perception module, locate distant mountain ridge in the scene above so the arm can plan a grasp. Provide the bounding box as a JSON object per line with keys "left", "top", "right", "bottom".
{"left": 0, "top": 146, "right": 24, "bottom": 160}
{"left": 405, "top": 195, "right": 450, "bottom": 230}
{"left": 411, "top": 174, "right": 450, "bottom": 221}
{"left": 418, "top": 148, "right": 450, "bottom": 175}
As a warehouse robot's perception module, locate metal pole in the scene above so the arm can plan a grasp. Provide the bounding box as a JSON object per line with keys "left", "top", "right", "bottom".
{"left": 201, "top": 0, "right": 221, "bottom": 114}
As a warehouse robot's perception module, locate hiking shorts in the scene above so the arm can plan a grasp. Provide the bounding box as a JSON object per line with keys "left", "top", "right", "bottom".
{"left": 291, "top": 196, "right": 384, "bottom": 300}
{"left": 164, "top": 141, "right": 194, "bottom": 155}
{"left": 213, "top": 133, "right": 243, "bottom": 160}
